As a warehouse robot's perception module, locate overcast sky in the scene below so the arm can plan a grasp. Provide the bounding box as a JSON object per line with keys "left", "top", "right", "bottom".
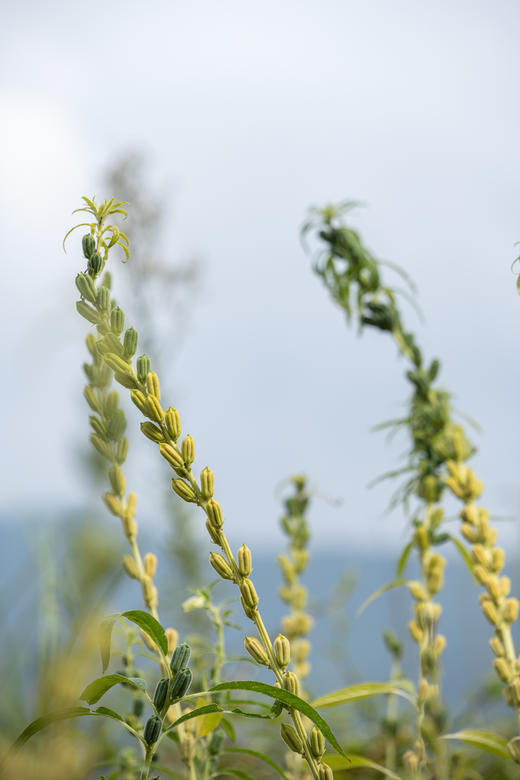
{"left": 1, "top": 0, "right": 520, "bottom": 554}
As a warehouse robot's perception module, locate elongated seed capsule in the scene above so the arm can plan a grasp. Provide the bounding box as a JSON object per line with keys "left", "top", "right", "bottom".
{"left": 144, "top": 553, "right": 157, "bottom": 577}
{"left": 170, "top": 667, "right": 192, "bottom": 700}
{"left": 146, "top": 371, "right": 160, "bottom": 399}
{"left": 144, "top": 715, "right": 162, "bottom": 745}
{"left": 504, "top": 599, "right": 520, "bottom": 623}
{"left": 434, "top": 635, "right": 447, "bottom": 654}
{"left": 244, "top": 636, "right": 269, "bottom": 665}
{"left": 318, "top": 763, "right": 334, "bottom": 780}
{"left": 110, "top": 307, "right": 125, "bottom": 334}
{"left": 103, "top": 493, "right": 122, "bottom": 516}
{"left": 206, "top": 499, "right": 224, "bottom": 529}
{"left": 237, "top": 544, "right": 252, "bottom": 577}
{"left": 136, "top": 355, "right": 151, "bottom": 383}
{"left": 507, "top": 738, "right": 520, "bottom": 765}
{"left": 82, "top": 233, "right": 96, "bottom": 259}
{"left": 209, "top": 552, "right": 234, "bottom": 580}
{"left": 494, "top": 658, "right": 511, "bottom": 683}
{"left": 274, "top": 634, "right": 291, "bottom": 668}
{"left": 116, "top": 437, "right": 129, "bottom": 464}
{"left": 131, "top": 390, "right": 148, "bottom": 414}
{"left": 89, "top": 416, "right": 106, "bottom": 437}
{"left": 500, "top": 577, "right": 511, "bottom": 598}
{"left": 103, "top": 352, "right": 133, "bottom": 376}
{"left": 76, "top": 300, "right": 99, "bottom": 324}
{"left": 482, "top": 601, "right": 499, "bottom": 626}
{"left": 164, "top": 407, "right": 181, "bottom": 440}
{"left": 241, "top": 596, "right": 256, "bottom": 620}
{"left": 181, "top": 435, "right": 195, "bottom": 465}
{"left": 99, "top": 333, "right": 123, "bottom": 357}
{"left": 122, "top": 555, "right": 139, "bottom": 580}
{"left": 96, "top": 285, "right": 110, "bottom": 311}
{"left": 408, "top": 581, "right": 428, "bottom": 601}
{"left": 115, "top": 369, "right": 138, "bottom": 389}
{"left": 240, "top": 579, "right": 259, "bottom": 610}
{"left": 170, "top": 642, "right": 191, "bottom": 673}
{"left": 491, "top": 548, "right": 505, "bottom": 572}
{"left": 153, "top": 678, "right": 170, "bottom": 711}
{"left": 171, "top": 478, "right": 197, "bottom": 503}
{"left": 108, "top": 465, "right": 125, "bottom": 496}
{"left": 160, "top": 443, "right": 185, "bottom": 472}
{"left": 280, "top": 723, "right": 303, "bottom": 754}
{"left": 88, "top": 251, "right": 103, "bottom": 275}
{"left": 146, "top": 395, "right": 164, "bottom": 423}
{"left": 123, "top": 327, "right": 138, "bottom": 358}
{"left": 200, "top": 467, "right": 214, "bottom": 499}
{"left": 105, "top": 391, "right": 119, "bottom": 415}
{"left": 166, "top": 627, "right": 178, "bottom": 654}
{"left": 206, "top": 519, "right": 221, "bottom": 544}
{"left": 282, "top": 672, "right": 299, "bottom": 696}
{"left": 75, "top": 272, "right": 97, "bottom": 303}
{"left": 141, "top": 421, "right": 164, "bottom": 443}
{"left": 408, "top": 620, "right": 423, "bottom": 643}
{"left": 309, "top": 726, "right": 325, "bottom": 758}
{"left": 490, "top": 636, "right": 505, "bottom": 656}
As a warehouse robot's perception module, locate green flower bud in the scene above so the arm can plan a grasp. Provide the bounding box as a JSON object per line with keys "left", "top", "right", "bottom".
{"left": 244, "top": 636, "right": 269, "bottom": 666}
{"left": 90, "top": 434, "right": 112, "bottom": 460}
{"left": 106, "top": 409, "right": 127, "bottom": 440}
{"left": 200, "top": 467, "right": 214, "bottom": 499}
{"left": 122, "top": 555, "right": 139, "bottom": 580}
{"left": 76, "top": 300, "right": 99, "bottom": 324}
{"left": 153, "top": 678, "right": 170, "bottom": 711}
{"left": 103, "top": 492, "right": 122, "bottom": 517}
{"left": 83, "top": 386, "right": 99, "bottom": 413}
{"left": 237, "top": 544, "right": 252, "bottom": 577}
{"left": 110, "top": 306, "right": 125, "bottom": 334}
{"left": 109, "top": 465, "right": 126, "bottom": 495}
{"left": 209, "top": 552, "right": 234, "bottom": 580}
{"left": 141, "top": 421, "right": 165, "bottom": 443}
{"left": 131, "top": 390, "right": 148, "bottom": 414}
{"left": 82, "top": 233, "right": 96, "bottom": 259}
{"left": 282, "top": 671, "right": 299, "bottom": 696}
{"left": 136, "top": 355, "right": 151, "bottom": 383}
{"left": 318, "top": 763, "right": 334, "bottom": 780}
{"left": 170, "top": 642, "right": 191, "bottom": 673}
{"left": 89, "top": 415, "right": 105, "bottom": 438}
{"left": 97, "top": 285, "right": 110, "bottom": 311}
{"left": 165, "top": 407, "right": 182, "bottom": 440}
{"left": 123, "top": 327, "right": 138, "bottom": 358}
{"left": 274, "top": 634, "right": 291, "bottom": 668}
{"left": 309, "top": 726, "right": 325, "bottom": 758}
{"left": 88, "top": 251, "right": 103, "bottom": 275}
{"left": 75, "top": 272, "right": 97, "bottom": 303}
{"left": 146, "top": 395, "right": 164, "bottom": 423}
{"left": 159, "top": 443, "right": 185, "bottom": 472}
{"left": 146, "top": 371, "right": 161, "bottom": 400}
{"left": 206, "top": 499, "right": 224, "bottom": 529}
{"left": 170, "top": 667, "right": 193, "bottom": 700}
{"left": 280, "top": 723, "right": 303, "bottom": 754}
{"left": 181, "top": 435, "right": 195, "bottom": 465}
{"left": 240, "top": 579, "right": 259, "bottom": 610}
{"left": 116, "top": 437, "right": 129, "bottom": 464}
{"left": 143, "top": 715, "right": 162, "bottom": 745}
{"left": 103, "top": 352, "right": 132, "bottom": 376}
{"left": 171, "top": 478, "right": 197, "bottom": 503}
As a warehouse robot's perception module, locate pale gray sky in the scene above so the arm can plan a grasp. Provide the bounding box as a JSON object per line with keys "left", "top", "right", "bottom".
{"left": 1, "top": 0, "right": 520, "bottom": 552}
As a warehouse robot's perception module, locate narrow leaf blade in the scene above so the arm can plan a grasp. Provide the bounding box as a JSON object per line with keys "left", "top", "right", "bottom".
{"left": 441, "top": 729, "right": 511, "bottom": 760}
{"left": 100, "top": 614, "right": 119, "bottom": 673}
{"left": 312, "top": 681, "right": 415, "bottom": 709}
{"left": 80, "top": 674, "right": 146, "bottom": 705}
{"left": 325, "top": 753, "right": 402, "bottom": 778}
{"left": 122, "top": 609, "right": 168, "bottom": 655}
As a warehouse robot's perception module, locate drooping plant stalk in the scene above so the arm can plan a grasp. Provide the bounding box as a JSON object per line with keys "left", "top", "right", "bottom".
{"left": 70, "top": 197, "right": 332, "bottom": 780}
{"left": 304, "top": 201, "right": 520, "bottom": 771}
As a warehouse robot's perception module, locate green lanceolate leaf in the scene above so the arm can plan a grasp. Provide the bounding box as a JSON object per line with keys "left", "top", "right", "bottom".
{"left": 80, "top": 673, "right": 147, "bottom": 705}
{"left": 122, "top": 609, "right": 168, "bottom": 655}
{"left": 396, "top": 541, "right": 414, "bottom": 576}
{"left": 441, "top": 729, "right": 511, "bottom": 761}
{"left": 210, "top": 680, "right": 346, "bottom": 758}
{"left": 447, "top": 535, "right": 476, "bottom": 580}
{"left": 100, "top": 614, "right": 118, "bottom": 673}
{"left": 312, "top": 681, "right": 415, "bottom": 709}
{"left": 356, "top": 579, "right": 410, "bottom": 618}
{"left": 163, "top": 704, "right": 222, "bottom": 735}
{"left": 324, "top": 752, "right": 403, "bottom": 778}
{"left": 224, "top": 748, "right": 289, "bottom": 778}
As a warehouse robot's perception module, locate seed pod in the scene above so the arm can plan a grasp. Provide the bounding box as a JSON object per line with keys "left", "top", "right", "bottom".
{"left": 110, "top": 306, "right": 125, "bottom": 334}
{"left": 434, "top": 634, "right": 447, "bottom": 654}
{"left": 153, "top": 678, "right": 170, "bottom": 711}
{"left": 90, "top": 434, "right": 111, "bottom": 459}
{"left": 408, "top": 620, "right": 423, "bottom": 643}
{"left": 82, "top": 233, "right": 96, "bottom": 259}
{"left": 146, "top": 395, "right": 164, "bottom": 423}
{"left": 159, "top": 443, "right": 185, "bottom": 472}
{"left": 482, "top": 601, "right": 499, "bottom": 626}
{"left": 144, "top": 553, "right": 157, "bottom": 577}
{"left": 89, "top": 415, "right": 105, "bottom": 438}
{"left": 103, "top": 352, "right": 133, "bottom": 377}
{"left": 165, "top": 407, "right": 182, "bottom": 440}
{"left": 208, "top": 729, "right": 226, "bottom": 756}
{"left": 280, "top": 723, "right": 303, "bottom": 754}
{"left": 116, "top": 437, "right": 129, "bottom": 464}
{"left": 274, "top": 634, "right": 291, "bottom": 668}
{"left": 122, "top": 555, "right": 139, "bottom": 580}
{"left": 206, "top": 499, "right": 224, "bottom": 529}
{"left": 88, "top": 251, "right": 103, "bottom": 275}
{"left": 96, "top": 285, "right": 110, "bottom": 311}
{"left": 240, "top": 579, "right": 259, "bottom": 610}
{"left": 76, "top": 300, "right": 99, "bottom": 324}
{"left": 200, "top": 467, "right": 214, "bottom": 499}
{"left": 504, "top": 598, "right": 520, "bottom": 624}
{"left": 494, "top": 657, "right": 511, "bottom": 683}
{"left": 171, "top": 478, "right": 197, "bottom": 503}
{"left": 142, "top": 576, "right": 158, "bottom": 611}
{"left": 166, "top": 627, "right": 179, "bottom": 654}
{"left": 170, "top": 642, "right": 191, "bottom": 673}
{"left": 490, "top": 636, "right": 505, "bottom": 656}
{"left": 133, "top": 697, "right": 144, "bottom": 717}
{"left": 309, "top": 726, "right": 325, "bottom": 758}
{"left": 170, "top": 667, "right": 193, "bottom": 700}
{"left": 141, "top": 421, "right": 164, "bottom": 443}
{"left": 137, "top": 355, "right": 151, "bottom": 383}
{"left": 500, "top": 577, "right": 512, "bottom": 598}
{"left": 491, "top": 548, "right": 505, "bottom": 573}
{"left": 107, "top": 465, "right": 125, "bottom": 496}
{"left": 244, "top": 636, "right": 269, "bottom": 665}
{"left": 282, "top": 672, "right": 299, "bottom": 696}
{"left": 75, "top": 272, "right": 97, "bottom": 303}
{"left": 206, "top": 519, "right": 221, "bottom": 544}
{"left": 144, "top": 715, "right": 162, "bottom": 745}
{"left": 146, "top": 371, "right": 161, "bottom": 400}
{"left": 181, "top": 435, "right": 195, "bottom": 465}
{"left": 209, "top": 552, "right": 234, "bottom": 580}
{"left": 123, "top": 327, "right": 138, "bottom": 358}
{"left": 318, "top": 763, "right": 334, "bottom": 780}
{"left": 131, "top": 390, "right": 148, "bottom": 415}
{"left": 408, "top": 581, "right": 428, "bottom": 602}
{"left": 237, "top": 544, "right": 252, "bottom": 577}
